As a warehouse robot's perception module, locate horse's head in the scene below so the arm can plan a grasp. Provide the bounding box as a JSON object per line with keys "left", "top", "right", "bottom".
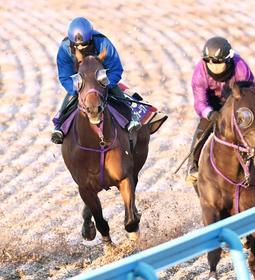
{"left": 72, "top": 48, "right": 109, "bottom": 124}
{"left": 219, "top": 81, "right": 255, "bottom": 148}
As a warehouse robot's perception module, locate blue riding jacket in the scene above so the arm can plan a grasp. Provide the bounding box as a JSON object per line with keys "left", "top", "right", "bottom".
{"left": 56, "top": 30, "right": 124, "bottom": 96}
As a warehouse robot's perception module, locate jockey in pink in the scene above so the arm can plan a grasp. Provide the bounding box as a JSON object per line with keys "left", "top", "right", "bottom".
{"left": 192, "top": 53, "right": 254, "bottom": 119}
{"left": 186, "top": 36, "right": 254, "bottom": 185}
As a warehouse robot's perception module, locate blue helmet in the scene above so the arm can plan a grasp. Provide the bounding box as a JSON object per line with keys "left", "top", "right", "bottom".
{"left": 67, "top": 17, "right": 93, "bottom": 45}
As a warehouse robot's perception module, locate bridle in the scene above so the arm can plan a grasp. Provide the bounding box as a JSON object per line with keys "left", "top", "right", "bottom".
{"left": 70, "top": 54, "right": 119, "bottom": 188}
{"left": 210, "top": 97, "right": 255, "bottom": 213}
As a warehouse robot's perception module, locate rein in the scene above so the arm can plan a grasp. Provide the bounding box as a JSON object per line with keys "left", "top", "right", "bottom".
{"left": 210, "top": 100, "right": 255, "bottom": 213}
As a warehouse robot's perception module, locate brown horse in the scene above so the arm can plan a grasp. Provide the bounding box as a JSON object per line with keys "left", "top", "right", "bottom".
{"left": 61, "top": 50, "right": 151, "bottom": 244}
{"left": 197, "top": 81, "right": 255, "bottom": 279}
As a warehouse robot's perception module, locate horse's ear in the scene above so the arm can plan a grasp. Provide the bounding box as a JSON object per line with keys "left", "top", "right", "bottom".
{"left": 231, "top": 82, "right": 241, "bottom": 100}
{"left": 97, "top": 48, "right": 107, "bottom": 62}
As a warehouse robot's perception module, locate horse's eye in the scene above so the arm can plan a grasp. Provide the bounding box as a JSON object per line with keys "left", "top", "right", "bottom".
{"left": 236, "top": 107, "right": 254, "bottom": 129}
{"left": 98, "top": 105, "right": 103, "bottom": 113}
{"left": 71, "top": 73, "right": 84, "bottom": 92}
{"left": 96, "top": 69, "right": 110, "bottom": 88}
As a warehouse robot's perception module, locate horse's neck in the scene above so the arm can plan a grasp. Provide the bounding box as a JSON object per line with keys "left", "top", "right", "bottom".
{"left": 75, "top": 110, "right": 114, "bottom": 147}
{"left": 212, "top": 138, "right": 244, "bottom": 181}
{"left": 215, "top": 99, "right": 235, "bottom": 142}
{"left": 214, "top": 115, "right": 245, "bottom": 179}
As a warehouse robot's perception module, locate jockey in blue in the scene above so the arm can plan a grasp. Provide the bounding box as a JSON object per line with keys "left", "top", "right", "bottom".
{"left": 51, "top": 17, "right": 141, "bottom": 144}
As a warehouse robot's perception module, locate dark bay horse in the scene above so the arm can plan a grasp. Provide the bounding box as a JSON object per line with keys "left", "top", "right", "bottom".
{"left": 61, "top": 49, "right": 151, "bottom": 244}
{"left": 197, "top": 81, "right": 255, "bottom": 279}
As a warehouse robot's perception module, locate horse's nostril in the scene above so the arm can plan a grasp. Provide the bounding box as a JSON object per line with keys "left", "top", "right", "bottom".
{"left": 98, "top": 106, "right": 102, "bottom": 113}
{"left": 86, "top": 107, "right": 90, "bottom": 113}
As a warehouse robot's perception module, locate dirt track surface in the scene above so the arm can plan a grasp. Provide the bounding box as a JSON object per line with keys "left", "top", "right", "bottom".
{"left": 1, "top": 1, "right": 255, "bottom": 279}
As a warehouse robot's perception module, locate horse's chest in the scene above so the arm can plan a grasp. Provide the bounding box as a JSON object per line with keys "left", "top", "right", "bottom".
{"left": 70, "top": 147, "right": 131, "bottom": 183}
{"left": 104, "top": 148, "right": 132, "bottom": 179}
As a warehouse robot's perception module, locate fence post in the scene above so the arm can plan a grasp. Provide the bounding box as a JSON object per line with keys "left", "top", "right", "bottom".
{"left": 220, "top": 228, "right": 250, "bottom": 280}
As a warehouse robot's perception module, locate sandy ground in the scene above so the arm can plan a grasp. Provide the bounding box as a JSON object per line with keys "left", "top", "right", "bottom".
{"left": 1, "top": 0, "right": 255, "bottom": 279}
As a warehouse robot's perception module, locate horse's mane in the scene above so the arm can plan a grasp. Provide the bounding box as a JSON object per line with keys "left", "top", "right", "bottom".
{"left": 221, "top": 80, "right": 255, "bottom": 103}
{"left": 234, "top": 80, "right": 255, "bottom": 89}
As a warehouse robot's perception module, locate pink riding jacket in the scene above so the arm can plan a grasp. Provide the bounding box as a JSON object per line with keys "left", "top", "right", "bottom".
{"left": 191, "top": 54, "right": 254, "bottom": 118}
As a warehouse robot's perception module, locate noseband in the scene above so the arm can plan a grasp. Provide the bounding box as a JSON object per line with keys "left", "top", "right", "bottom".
{"left": 78, "top": 88, "right": 107, "bottom": 114}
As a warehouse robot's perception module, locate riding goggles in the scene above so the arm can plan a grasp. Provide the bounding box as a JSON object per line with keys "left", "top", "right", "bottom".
{"left": 203, "top": 56, "right": 228, "bottom": 64}
{"left": 73, "top": 40, "right": 91, "bottom": 50}
{"left": 203, "top": 49, "right": 234, "bottom": 64}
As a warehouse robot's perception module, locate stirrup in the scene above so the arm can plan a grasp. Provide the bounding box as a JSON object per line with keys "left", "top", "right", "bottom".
{"left": 51, "top": 129, "right": 64, "bottom": 144}
{"left": 127, "top": 120, "right": 142, "bottom": 133}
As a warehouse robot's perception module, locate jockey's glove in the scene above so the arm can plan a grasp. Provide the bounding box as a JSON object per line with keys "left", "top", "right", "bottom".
{"left": 207, "top": 111, "right": 219, "bottom": 122}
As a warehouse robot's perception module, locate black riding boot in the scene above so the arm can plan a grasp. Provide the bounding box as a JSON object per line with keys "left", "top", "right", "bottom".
{"left": 186, "top": 127, "right": 204, "bottom": 184}
{"left": 186, "top": 116, "right": 217, "bottom": 185}
{"left": 51, "top": 94, "right": 78, "bottom": 144}
{"left": 109, "top": 86, "right": 142, "bottom": 133}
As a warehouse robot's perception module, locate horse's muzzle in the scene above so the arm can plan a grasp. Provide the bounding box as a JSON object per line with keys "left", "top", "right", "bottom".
{"left": 87, "top": 111, "right": 103, "bottom": 125}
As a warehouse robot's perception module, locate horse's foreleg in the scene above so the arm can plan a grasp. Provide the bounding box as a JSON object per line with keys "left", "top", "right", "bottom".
{"left": 201, "top": 203, "right": 222, "bottom": 279}
{"left": 78, "top": 187, "right": 111, "bottom": 242}
{"left": 247, "top": 233, "right": 255, "bottom": 277}
{"left": 81, "top": 205, "right": 96, "bottom": 241}
{"left": 132, "top": 174, "right": 142, "bottom": 222}
{"left": 119, "top": 177, "right": 140, "bottom": 234}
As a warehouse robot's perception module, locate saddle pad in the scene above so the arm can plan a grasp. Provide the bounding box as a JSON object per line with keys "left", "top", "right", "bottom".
{"left": 119, "top": 82, "right": 157, "bottom": 125}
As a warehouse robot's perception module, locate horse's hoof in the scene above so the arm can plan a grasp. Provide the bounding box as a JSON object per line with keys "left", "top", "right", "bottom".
{"left": 81, "top": 221, "right": 96, "bottom": 241}
{"left": 128, "top": 230, "right": 140, "bottom": 241}
{"left": 125, "top": 221, "right": 139, "bottom": 233}
{"left": 208, "top": 271, "right": 218, "bottom": 280}
{"left": 102, "top": 234, "right": 112, "bottom": 243}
